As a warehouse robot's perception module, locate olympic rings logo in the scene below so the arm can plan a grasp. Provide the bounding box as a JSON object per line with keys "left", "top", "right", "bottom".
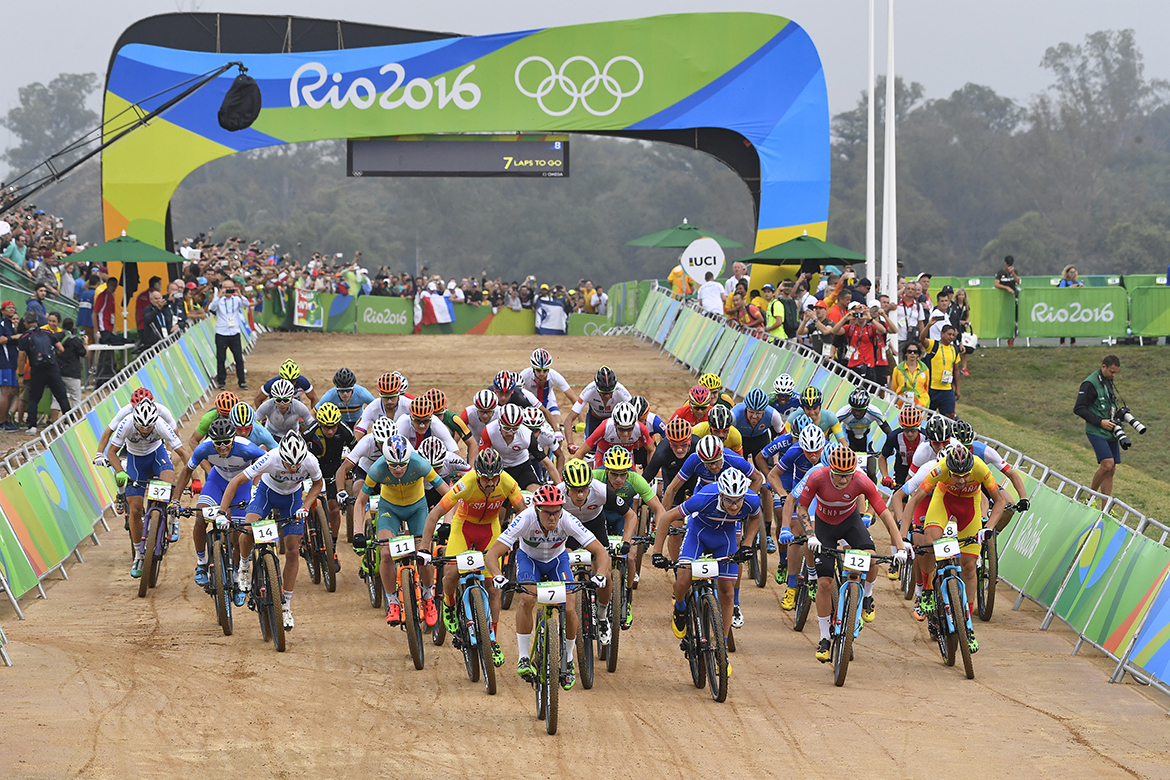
{"left": 514, "top": 56, "right": 644, "bottom": 117}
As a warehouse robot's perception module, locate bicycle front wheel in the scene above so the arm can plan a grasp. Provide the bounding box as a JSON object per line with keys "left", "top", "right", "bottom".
{"left": 607, "top": 567, "right": 625, "bottom": 674}
{"left": 793, "top": 565, "right": 812, "bottom": 632}
{"left": 753, "top": 530, "right": 768, "bottom": 588}
{"left": 470, "top": 588, "right": 496, "bottom": 695}
{"left": 977, "top": 535, "right": 997, "bottom": 621}
{"left": 401, "top": 568, "right": 424, "bottom": 670}
{"left": 901, "top": 553, "right": 915, "bottom": 600}
{"left": 320, "top": 504, "right": 336, "bottom": 593}
{"left": 138, "top": 508, "right": 164, "bottom": 598}
{"left": 948, "top": 577, "right": 975, "bottom": 679}
{"left": 699, "top": 592, "right": 729, "bottom": 702}
{"left": 262, "top": 553, "right": 285, "bottom": 652}
{"left": 431, "top": 561, "right": 447, "bottom": 646}
{"left": 545, "top": 610, "right": 562, "bottom": 735}
{"left": 212, "top": 537, "right": 232, "bottom": 635}
{"left": 833, "top": 581, "right": 859, "bottom": 687}
{"left": 687, "top": 599, "right": 706, "bottom": 691}
{"left": 576, "top": 589, "right": 594, "bottom": 690}
{"left": 302, "top": 531, "right": 320, "bottom": 586}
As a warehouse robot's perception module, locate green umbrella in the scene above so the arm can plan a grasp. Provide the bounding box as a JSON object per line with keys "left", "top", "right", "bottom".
{"left": 625, "top": 219, "right": 744, "bottom": 248}
{"left": 735, "top": 233, "right": 865, "bottom": 265}
{"left": 71, "top": 234, "right": 182, "bottom": 335}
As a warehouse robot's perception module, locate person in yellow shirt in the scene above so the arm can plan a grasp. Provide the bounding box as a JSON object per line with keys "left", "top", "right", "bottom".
{"left": 691, "top": 404, "right": 744, "bottom": 455}
{"left": 890, "top": 343, "right": 930, "bottom": 408}
{"left": 667, "top": 265, "right": 694, "bottom": 296}
{"left": 919, "top": 323, "right": 960, "bottom": 419}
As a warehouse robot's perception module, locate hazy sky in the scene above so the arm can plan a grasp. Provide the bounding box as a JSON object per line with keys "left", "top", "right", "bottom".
{"left": 4, "top": 0, "right": 1170, "bottom": 149}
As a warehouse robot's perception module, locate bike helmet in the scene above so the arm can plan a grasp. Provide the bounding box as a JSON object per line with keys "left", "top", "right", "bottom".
{"left": 696, "top": 434, "right": 724, "bottom": 464}
{"left": 800, "top": 386, "right": 823, "bottom": 409}
{"left": 530, "top": 347, "right": 553, "bottom": 370}
{"left": 665, "top": 417, "right": 693, "bottom": 444}
{"left": 951, "top": 418, "right": 975, "bottom": 447}
{"left": 533, "top": 484, "right": 566, "bottom": 508}
{"left": 392, "top": 371, "right": 409, "bottom": 392}
{"left": 773, "top": 374, "right": 796, "bottom": 397}
{"left": 417, "top": 437, "right": 448, "bottom": 469}
{"left": 799, "top": 424, "right": 826, "bottom": 454}
{"left": 594, "top": 366, "right": 618, "bottom": 394}
{"left": 376, "top": 372, "right": 403, "bottom": 397}
{"left": 630, "top": 396, "right": 649, "bottom": 420}
{"left": 563, "top": 458, "right": 594, "bottom": 488}
{"left": 698, "top": 373, "right": 723, "bottom": 393}
{"left": 131, "top": 387, "right": 154, "bottom": 406}
{"left": 717, "top": 468, "right": 751, "bottom": 499}
{"left": 270, "top": 378, "right": 295, "bottom": 402}
{"left": 230, "top": 402, "right": 255, "bottom": 430}
{"left": 315, "top": 402, "right": 341, "bottom": 426}
{"left": 475, "top": 448, "right": 503, "bottom": 478}
{"left": 848, "top": 388, "right": 871, "bottom": 410}
{"left": 603, "top": 446, "right": 633, "bottom": 471}
{"left": 521, "top": 406, "right": 545, "bottom": 430}
{"left": 611, "top": 401, "right": 638, "bottom": 429}
{"left": 945, "top": 443, "right": 975, "bottom": 476}
{"left": 279, "top": 432, "right": 308, "bottom": 467}
{"left": 279, "top": 359, "right": 301, "bottom": 382}
{"left": 409, "top": 396, "right": 434, "bottom": 421}
{"left": 382, "top": 434, "right": 412, "bottom": 466}
{"left": 369, "top": 416, "right": 395, "bottom": 445}
{"left": 924, "top": 415, "right": 952, "bottom": 443}
{"left": 133, "top": 402, "right": 158, "bottom": 431}
{"left": 499, "top": 403, "right": 523, "bottom": 429}
{"left": 706, "top": 404, "right": 732, "bottom": 432}
{"left": 688, "top": 385, "right": 712, "bottom": 408}
{"left": 333, "top": 367, "right": 356, "bottom": 389}
{"left": 492, "top": 370, "right": 515, "bottom": 393}
{"left": 828, "top": 445, "right": 858, "bottom": 475}
{"left": 215, "top": 390, "right": 238, "bottom": 415}
{"left": 473, "top": 389, "right": 498, "bottom": 412}
{"left": 208, "top": 417, "right": 236, "bottom": 443}
{"left": 898, "top": 405, "right": 924, "bottom": 430}
{"left": 745, "top": 387, "right": 769, "bottom": 411}
{"left": 423, "top": 388, "right": 447, "bottom": 415}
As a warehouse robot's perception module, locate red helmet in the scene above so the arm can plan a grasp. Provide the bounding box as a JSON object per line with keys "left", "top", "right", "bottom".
{"left": 533, "top": 484, "right": 565, "bottom": 508}
{"left": 688, "top": 386, "right": 711, "bottom": 408}
{"left": 131, "top": 387, "right": 154, "bottom": 406}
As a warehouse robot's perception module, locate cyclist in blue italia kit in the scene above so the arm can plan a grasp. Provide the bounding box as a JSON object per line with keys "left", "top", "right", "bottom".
{"left": 652, "top": 468, "right": 760, "bottom": 662}
{"left": 218, "top": 432, "right": 324, "bottom": 631}
{"left": 318, "top": 367, "right": 374, "bottom": 427}
{"left": 173, "top": 417, "right": 265, "bottom": 593}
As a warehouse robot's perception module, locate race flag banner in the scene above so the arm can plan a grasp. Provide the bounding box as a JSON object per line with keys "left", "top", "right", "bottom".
{"left": 294, "top": 289, "right": 324, "bottom": 329}
{"left": 1017, "top": 287, "right": 1129, "bottom": 339}
{"left": 415, "top": 291, "right": 455, "bottom": 327}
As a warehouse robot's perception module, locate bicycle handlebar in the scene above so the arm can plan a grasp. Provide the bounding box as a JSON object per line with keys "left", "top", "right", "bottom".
{"left": 506, "top": 580, "right": 598, "bottom": 596}
{"left": 912, "top": 533, "right": 986, "bottom": 554}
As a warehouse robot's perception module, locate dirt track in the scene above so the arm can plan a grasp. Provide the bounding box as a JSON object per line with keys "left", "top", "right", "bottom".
{"left": 1, "top": 333, "right": 1167, "bottom": 779}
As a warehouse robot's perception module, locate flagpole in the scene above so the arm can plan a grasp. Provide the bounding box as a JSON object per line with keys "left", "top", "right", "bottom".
{"left": 881, "top": 0, "right": 898, "bottom": 302}
{"left": 865, "top": 0, "right": 876, "bottom": 302}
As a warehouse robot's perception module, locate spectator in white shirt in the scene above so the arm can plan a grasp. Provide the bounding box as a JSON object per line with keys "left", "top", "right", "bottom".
{"left": 696, "top": 272, "right": 725, "bottom": 315}
{"left": 207, "top": 281, "right": 248, "bottom": 391}
{"left": 723, "top": 261, "right": 749, "bottom": 297}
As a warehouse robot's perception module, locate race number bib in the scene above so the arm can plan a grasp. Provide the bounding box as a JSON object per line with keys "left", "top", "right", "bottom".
{"left": 608, "top": 535, "right": 625, "bottom": 553}
{"left": 251, "top": 519, "right": 279, "bottom": 543}
{"left": 537, "top": 581, "right": 567, "bottom": 605}
{"left": 901, "top": 391, "right": 917, "bottom": 406}
{"left": 691, "top": 558, "right": 719, "bottom": 579}
{"left": 387, "top": 535, "right": 415, "bottom": 559}
{"left": 821, "top": 343, "right": 834, "bottom": 358}
{"left": 457, "top": 551, "right": 485, "bottom": 572}
{"left": 568, "top": 550, "right": 592, "bottom": 566}
{"left": 943, "top": 521, "right": 958, "bottom": 538}
{"left": 843, "top": 550, "right": 871, "bottom": 573}
{"left": 934, "top": 538, "right": 961, "bottom": 559}
{"left": 146, "top": 480, "right": 172, "bottom": 502}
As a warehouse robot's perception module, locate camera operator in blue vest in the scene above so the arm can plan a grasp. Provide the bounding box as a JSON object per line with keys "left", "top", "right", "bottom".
{"left": 1074, "top": 355, "right": 1147, "bottom": 504}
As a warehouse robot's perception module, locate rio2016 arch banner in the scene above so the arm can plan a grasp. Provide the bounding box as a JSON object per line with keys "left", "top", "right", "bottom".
{"left": 102, "top": 13, "right": 829, "bottom": 260}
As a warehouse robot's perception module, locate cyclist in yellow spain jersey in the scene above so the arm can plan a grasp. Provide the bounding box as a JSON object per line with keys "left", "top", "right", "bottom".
{"left": 419, "top": 449, "right": 525, "bottom": 667}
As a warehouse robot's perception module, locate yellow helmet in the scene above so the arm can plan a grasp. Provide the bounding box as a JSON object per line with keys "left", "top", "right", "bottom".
{"left": 563, "top": 459, "right": 594, "bottom": 488}
{"left": 698, "top": 373, "right": 723, "bottom": 392}
{"left": 603, "top": 446, "right": 633, "bottom": 472}
{"left": 279, "top": 359, "right": 301, "bottom": 382}
{"left": 315, "top": 402, "right": 341, "bottom": 426}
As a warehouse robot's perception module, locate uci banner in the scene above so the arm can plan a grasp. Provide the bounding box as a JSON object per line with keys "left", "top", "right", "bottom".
{"left": 102, "top": 14, "right": 830, "bottom": 268}
{"left": 1017, "top": 286, "right": 1129, "bottom": 339}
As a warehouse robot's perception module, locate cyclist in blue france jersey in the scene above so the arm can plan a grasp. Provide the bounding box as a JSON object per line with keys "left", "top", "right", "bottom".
{"left": 787, "top": 386, "right": 846, "bottom": 445}
{"left": 651, "top": 468, "right": 760, "bottom": 656}
{"left": 771, "top": 374, "right": 801, "bottom": 417}
{"left": 768, "top": 425, "right": 825, "bottom": 608}
{"left": 173, "top": 417, "right": 265, "bottom": 590}
{"left": 733, "top": 387, "right": 786, "bottom": 553}
{"left": 319, "top": 367, "right": 374, "bottom": 426}
{"left": 218, "top": 432, "right": 324, "bottom": 631}
{"left": 256, "top": 358, "right": 318, "bottom": 407}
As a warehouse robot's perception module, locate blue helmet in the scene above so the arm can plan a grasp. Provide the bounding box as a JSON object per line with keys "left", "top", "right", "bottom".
{"left": 744, "top": 387, "right": 769, "bottom": 411}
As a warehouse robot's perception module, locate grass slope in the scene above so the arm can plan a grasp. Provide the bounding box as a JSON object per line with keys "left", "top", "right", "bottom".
{"left": 957, "top": 344, "right": 1169, "bottom": 522}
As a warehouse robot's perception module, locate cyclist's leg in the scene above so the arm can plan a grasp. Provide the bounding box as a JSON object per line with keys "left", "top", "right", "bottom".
{"left": 952, "top": 495, "right": 982, "bottom": 611}
{"left": 584, "top": 515, "right": 613, "bottom": 606}
{"left": 124, "top": 453, "right": 151, "bottom": 552}
{"left": 323, "top": 475, "right": 342, "bottom": 538}
{"left": 400, "top": 497, "right": 434, "bottom": 589}
{"left": 920, "top": 491, "right": 947, "bottom": 588}
{"left": 276, "top": 491, "right": 302, "bottom": 594}
{"left": 712, "top": 523, "right": 739, "bottom": 635}
{"left": 377, "top": 501, "right": 404, "bottom": 599}
{"left": 513, "top": 549, "right": 543, "bottom": 665}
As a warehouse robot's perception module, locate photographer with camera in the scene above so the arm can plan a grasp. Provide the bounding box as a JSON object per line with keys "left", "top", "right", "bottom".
{"left": 1074, "top": 355, "right": 1147, "bottom": 503}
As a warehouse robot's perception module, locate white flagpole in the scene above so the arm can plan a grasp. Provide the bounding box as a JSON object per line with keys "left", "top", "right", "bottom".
{"left": 865, "top": 0, "right": 876, "bottom": 302}
{"left": 881, "top": 0, "right": 898, "bottom": 301}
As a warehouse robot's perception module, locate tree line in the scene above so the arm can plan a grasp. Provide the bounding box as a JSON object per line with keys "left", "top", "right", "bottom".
{"left": 3, "top": 29, "right": 1168, "bottom": 283}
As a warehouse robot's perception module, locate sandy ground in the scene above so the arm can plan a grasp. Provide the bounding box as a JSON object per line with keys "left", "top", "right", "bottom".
{"left": 0, "top": 333, "right": 1167, "bottom": 779}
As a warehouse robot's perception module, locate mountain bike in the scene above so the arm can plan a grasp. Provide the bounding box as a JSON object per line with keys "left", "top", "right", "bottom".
{"left": 174, "top": 502, "right": 245, "bottom": 634}
{"left": 820, "top": 548, "right": 896, "bottom": 687}
{"left": 430, "top": 524, "right": 450, "bottom": 647}
{"left": 128, "top": 478, "right": 175, "bottom": 598}
{"left": 977, "top": 504, "right": 1017, "bottom": 621}
{"left": 509, "top": 580, "right": 597, "bottom": 735}
{"left": 434, "top": 550, "right": 498, "bottom": 695}
{"left": 668, "top": 550, "right": 748, "bottom": 703}
{"left": 242, "top": 511, "right": 292, "bottom": 652}
{"left": 918, "top": 534, "right": 979, "bottom": 680}
{"left": 301, "top": 491, "right": 337, "bottom": 593}
{"left": 380, "top": 534, "right": 427, "bottom": 671}
{"left": 354, "top": 497, "right": 383, "bottom": 609}
{"left": 569, "top": 547, "right": 600, "bottom": 690}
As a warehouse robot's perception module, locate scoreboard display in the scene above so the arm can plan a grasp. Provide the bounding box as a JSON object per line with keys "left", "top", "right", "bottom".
{"left": 348, "top": 134, "right": 569, "bottom": 178}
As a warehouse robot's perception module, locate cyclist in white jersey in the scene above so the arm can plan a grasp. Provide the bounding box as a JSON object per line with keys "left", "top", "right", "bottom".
{"left": 458, "top": 389, "right": 500, "bottom": 441}
{"left": 353, "top": 372, "right": 412, "bottom": 437}
{"left": 519, "top": 347, "right": 579, "bottom": 426}
{"left": 563, "top": 366, "right": 631, "bottom": 446}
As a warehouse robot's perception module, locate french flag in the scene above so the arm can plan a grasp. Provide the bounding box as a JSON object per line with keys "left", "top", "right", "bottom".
{"left": 415, "top": 291, "right": 455, "bottom": 329}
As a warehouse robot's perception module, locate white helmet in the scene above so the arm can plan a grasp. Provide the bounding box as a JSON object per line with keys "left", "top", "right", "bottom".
{"left": 391, "top": 371, "right": 409, "bottom": 392}
{"left": 416, "top": 437, "right": 448, "bottom": 468}
{"left": 773, "top": 374, "right": 796, "bottom": 396}
{"left": 270, "top": 378, "right": 295, "bottom": 401}
{"left": 279, "top": 432, "right": 308, "bottom": 467}
{"left": 521, "top": 406, "right": 545, "bottom": 430}
{"left": 716, "top": 468, "right": 751, "bottom": 498}
{"left": 611, "top": 401, "right": 638, "bottom": 428}
{"left": 696, "top": 434, "right": 724, "bottom": 463}
{"left": 473, "top": 389, "right": 498, "bottom": 411}
{"left": 799, "top": 424, "right": 826, "bottom": 454}
{"left": 369, "top": 416, "right": 396, "bottom": 445}
{"left": 133, "top": 401, "right": 158, "bottom": 431}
